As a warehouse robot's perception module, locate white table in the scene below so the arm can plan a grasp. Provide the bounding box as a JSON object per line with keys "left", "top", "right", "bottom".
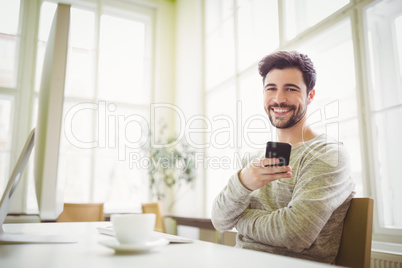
{"left": 0, "top": 222, "right": 333, "bottom": 268}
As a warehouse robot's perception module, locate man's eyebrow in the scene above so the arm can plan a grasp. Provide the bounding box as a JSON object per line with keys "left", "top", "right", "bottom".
{"left": 284, "top": 83, "right": 301, "bottom": 89}
{"left": 264, "top": 83, "right": 301, "bottom": 89}
{"left": 264, "top": 83, "right": 277, "bottom": 88}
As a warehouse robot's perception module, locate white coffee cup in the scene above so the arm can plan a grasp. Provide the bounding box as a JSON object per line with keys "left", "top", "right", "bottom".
{"left": 111, "top": 213, "right": 156, "bottom": 245}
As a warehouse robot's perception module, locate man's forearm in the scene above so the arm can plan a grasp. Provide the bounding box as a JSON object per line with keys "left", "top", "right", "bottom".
{"left": 211, "top": 172, "right": 252, "bottom": 231}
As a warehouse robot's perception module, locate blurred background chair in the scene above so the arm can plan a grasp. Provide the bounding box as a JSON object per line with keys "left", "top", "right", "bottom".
{"left": 56, "top": 203, "right": 104, "bottom": 222}
{"left": 142, "top": 202, "right": 166, "bottom": 233}
{"left": 335, "top": 198, "right": 374, "bottom": 268}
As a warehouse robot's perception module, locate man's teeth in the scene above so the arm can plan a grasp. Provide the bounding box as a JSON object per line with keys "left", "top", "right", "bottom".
{"left": 273, "top": 108, "right": 289, "bottom": 113}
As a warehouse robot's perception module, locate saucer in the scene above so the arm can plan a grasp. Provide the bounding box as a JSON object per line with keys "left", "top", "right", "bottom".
{"left": 99, "top": 238, "right": 169, "bottom": 254}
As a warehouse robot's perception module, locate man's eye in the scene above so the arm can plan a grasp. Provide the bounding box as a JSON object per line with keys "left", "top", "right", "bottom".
{"left": 266, "top": 88, "right": 276, "bottom": 91}
{"left": 287, "top": 88, "right": 297, "bottom": 91}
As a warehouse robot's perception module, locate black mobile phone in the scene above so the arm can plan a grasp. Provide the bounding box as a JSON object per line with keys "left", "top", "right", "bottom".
{"left": 264, "top": 141, "right": 292, "bottom": 167}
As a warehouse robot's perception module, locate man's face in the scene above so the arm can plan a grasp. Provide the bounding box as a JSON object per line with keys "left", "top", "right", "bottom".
{"left": 263, "top": 67, "right": 314, "bottom": 129}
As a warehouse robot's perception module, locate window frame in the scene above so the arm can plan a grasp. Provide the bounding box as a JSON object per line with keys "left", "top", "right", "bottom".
{"left": 359, "top": 0, "right": 402, "bottom": 242}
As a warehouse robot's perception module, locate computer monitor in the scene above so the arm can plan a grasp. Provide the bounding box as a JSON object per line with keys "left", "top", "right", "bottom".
{"left": 0, "top": 4, "right": 75, "bottom": 243}
{"left": 34, "top": 2, "right": 69, "bottom": 222}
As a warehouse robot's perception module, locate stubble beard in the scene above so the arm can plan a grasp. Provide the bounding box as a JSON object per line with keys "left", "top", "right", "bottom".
{"left": 266, "top": 103, "right": 307, "bottom": 129}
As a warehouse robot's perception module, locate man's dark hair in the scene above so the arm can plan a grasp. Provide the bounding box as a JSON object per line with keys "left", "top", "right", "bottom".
{"left": 258, "top": 51, "right": 316, "bottom": 93}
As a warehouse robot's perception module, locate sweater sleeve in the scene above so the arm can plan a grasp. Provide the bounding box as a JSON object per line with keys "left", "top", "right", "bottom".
{"left": 211, "top": 171, "right": 253, "bottom": 231}
{"left": 235, "top": 143, "right": 354, "bottom": 252}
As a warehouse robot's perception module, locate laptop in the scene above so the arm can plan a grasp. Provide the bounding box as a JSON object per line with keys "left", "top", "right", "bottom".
{"left": 0, "top": 129, "right": 36, "bottom": 231}
{"left": 0, "top": 129, "right": 76, "bottom": 243}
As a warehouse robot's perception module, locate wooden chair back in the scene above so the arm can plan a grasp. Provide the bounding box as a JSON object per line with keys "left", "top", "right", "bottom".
{"left": 142, "top": 202, "right": 166, "bottom": 233}
{"left": 335, "top": 198, "right": 374, "bottom": 268}
{"left": 56, "top": 203, "right": 104, "bottom": 222}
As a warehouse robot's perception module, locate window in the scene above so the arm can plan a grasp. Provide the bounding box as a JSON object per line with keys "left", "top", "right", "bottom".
{"left": 205, "top": 80, "right": 237, "bottom": 209}
{"left": 204, "top": 0, "right": 236, "bottom": 90}
{"left": 0, "top": 0, "right": 20, "bottom": 88}
{"left": 204, "top": 0, "right": 280, "bottom": 210}
{"left": 0, "top": 96, "right": 13, "bottom": 194}
{"left": 236, "top": 0, "right": 279, "bottom": 71}
{"left": 0, "top": 0, "right": 154, "bottom": 214}
{"left": 283, "top": 0, "right": 350, "bottom": 40}
{"left": 33, "top": 2, "right": 152, "bottom": 213}
{"left": 203, "top": 0, "right": 361, "bottom": 213}
{"left": 203, "top": 0, "right": 402, "bottom": 243}
{"left": 293, "top": 18, "right": 363, "bottom": 196}
{"left": 0, "top": 0, "right": 20, "bottom": 196}
{"left": 365, "top": 0, "right": 402, "bottom": 231}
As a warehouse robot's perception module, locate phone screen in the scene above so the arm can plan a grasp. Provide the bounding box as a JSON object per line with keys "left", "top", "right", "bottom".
{"left": 265, "top": 141, "right": 292, "bottom": 167}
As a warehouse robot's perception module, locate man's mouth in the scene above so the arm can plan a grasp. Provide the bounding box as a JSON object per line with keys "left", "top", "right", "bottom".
{"left": 271, "top": 107, "right": 292, "bottom": 117}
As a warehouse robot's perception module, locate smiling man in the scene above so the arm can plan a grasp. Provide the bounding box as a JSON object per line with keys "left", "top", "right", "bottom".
{"left": 211, "top": 51, "right": 355, "bottom": 264}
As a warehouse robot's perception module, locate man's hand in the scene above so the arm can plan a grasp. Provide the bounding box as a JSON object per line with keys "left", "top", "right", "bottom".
{"left": 239, "top": 158, "right": 292, "bottom": 191}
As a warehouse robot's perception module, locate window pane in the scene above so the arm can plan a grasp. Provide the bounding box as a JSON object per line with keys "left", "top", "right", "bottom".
{"left": 60, "top": 154, "right": 92, "bottom": 203}
{"left": 0, "top": 35, "right": 18, "bottom": 88}
{"left": 98, "top": 15, "right": 147, "bottom": 104}
{"left": 238, "top": 68, "right": 273, "bottom": 156}
{"left": 295, "top": 19, "right": 357, "bottom": 131}
{"left": 60, "top": 101, "right": 94, "bottom": 203}
{"left": 205, "top": 0, "right": 234, "bottom": 35}
{"left": 293, "top": 18, "right": 363, "bottom": 196}
{"left": 61, "top": 101, "right": 95, "bottom": 154}
{"left": 0, "top": 0, "right": 20, "bottom": 35}
{"left": 365, "top": 0, "right": 402, "bottom": 229}
{"left": 94, "top": 149, "right": 147, "bottom": 212}
{"left": 0, "top": 97, "right": 12, "bottom": 150}
{"left": 396, "top": 16, "right": 402, "bottom": 84}
{"left": 373, "top": 108, "right": 402, "bottom": 227}
{"left": 205, "top": 0, "right": 235, "bottom": 90}
{"left": 93, "top": 106, "right": 149, "bottom": 212}
{"left": 0, "top": 0, "right": 21, "bottom": 88}
{"left": 0, "top": 97, "right": 12, "bottom": 195}
{"left": 340, "top": 119, "right": 363, "bottom": 195}
{"left": 64, "top": 8, "right": 95, "bottom": 99}
{"left": 0, "top": 152, "right": 10, "bottom": 196}
{"left": 366, "top": 0, "right": 402, "bottom": 111}
{"left": 70, "top": 8, "right": 94, "bottom": 49}
{"left": 65, "top": 48, "right": 95, "bottom": 99}
{"left": 205, "top": 83, "right": 237, "bottom": 214}
{"left": 284, "top": 0, "right": 349, "bottom": 40}
{"left": 237, "top": 0, "right": 279, "bottom": 70}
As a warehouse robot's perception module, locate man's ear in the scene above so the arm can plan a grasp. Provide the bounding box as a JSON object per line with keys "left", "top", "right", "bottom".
{"left": 307, "top": 89, "right": 315, "bottom": 105}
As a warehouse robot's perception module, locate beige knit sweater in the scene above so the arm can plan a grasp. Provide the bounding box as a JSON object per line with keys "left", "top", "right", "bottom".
{"left": 211, "top": 134, "right": 355, "bottom": 264}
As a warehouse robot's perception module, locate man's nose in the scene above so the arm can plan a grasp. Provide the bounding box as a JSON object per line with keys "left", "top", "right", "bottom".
{"left": 274, "top": 90, "right": 287, "bottom": 104}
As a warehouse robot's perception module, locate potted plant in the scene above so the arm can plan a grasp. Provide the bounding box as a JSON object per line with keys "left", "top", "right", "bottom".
{"left": 143, "top": 123, "right": 196, "bottom": 211}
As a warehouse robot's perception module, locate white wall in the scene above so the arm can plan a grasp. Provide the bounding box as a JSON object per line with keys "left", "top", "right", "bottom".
{"left": 146, "top": 0, "right": 205, "bottom": 215}
{"left": 172, "top": 0, "right": 205, "bottom": 216}
{"left": 151, "top": 0, "right": 175, "bottom": 117}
